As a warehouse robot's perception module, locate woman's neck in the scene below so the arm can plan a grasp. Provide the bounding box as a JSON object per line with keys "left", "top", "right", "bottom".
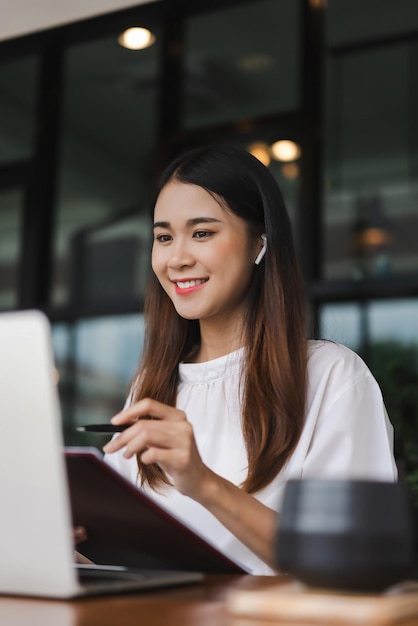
{"left": 190, "top": 318, "right": 245, "bottom": 363}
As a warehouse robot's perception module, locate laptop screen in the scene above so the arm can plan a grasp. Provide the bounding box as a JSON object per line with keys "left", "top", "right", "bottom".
{"left": 0, "top": 310, "right": 79, "bottom": 597}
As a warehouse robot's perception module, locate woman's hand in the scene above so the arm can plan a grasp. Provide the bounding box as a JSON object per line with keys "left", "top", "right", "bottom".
{"left": 102, "top": 398, "right": 211, "bottom": 500}
{"left": 103, "top": 398, "right": 277, "bottom": 568}
{"left": 103, "top": 398, "right": 278, "bottom": 569}
{"left": 73, "top": 526, "right": 94, "bottom": 565}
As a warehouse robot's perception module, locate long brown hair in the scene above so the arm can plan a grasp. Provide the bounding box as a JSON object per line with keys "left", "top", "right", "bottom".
{"left": 132, "top": 145, "right": 307, "bottom": 494}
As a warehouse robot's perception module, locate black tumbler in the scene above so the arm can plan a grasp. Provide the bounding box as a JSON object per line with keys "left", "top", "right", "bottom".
{"left": 276, "top": 479, "right": 416, "bottom": 591}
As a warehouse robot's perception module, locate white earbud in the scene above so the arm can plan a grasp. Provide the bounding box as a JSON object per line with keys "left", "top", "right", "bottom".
{"left": 254, "top": 234, "right": 267, "bottom": 265}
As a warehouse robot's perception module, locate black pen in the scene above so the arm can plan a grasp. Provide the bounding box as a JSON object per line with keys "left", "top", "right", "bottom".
{"left": 76, "top": 424, "right": 132, "bottom": 433}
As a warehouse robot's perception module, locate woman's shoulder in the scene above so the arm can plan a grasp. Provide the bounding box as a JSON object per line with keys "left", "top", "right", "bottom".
{"left": 305, "top": 340, "right": 386, "bottom": 427}
{"left": 308, "top": 338, "right": 365, "bottom": 363}
{"left": 307, "top": 339, "right": 372, "bottom": 384}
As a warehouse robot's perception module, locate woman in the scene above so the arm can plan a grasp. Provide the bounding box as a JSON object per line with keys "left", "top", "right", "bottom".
{"left": 103, "top": 144, "right": 397, "bottom": 575}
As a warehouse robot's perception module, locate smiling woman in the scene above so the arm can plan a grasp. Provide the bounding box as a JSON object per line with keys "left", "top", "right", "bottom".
{"left": 102, "top": 144, "right": 397, "bottom": 575}
{"left": 151, "top": 181, "right": 260, "bottom": 336}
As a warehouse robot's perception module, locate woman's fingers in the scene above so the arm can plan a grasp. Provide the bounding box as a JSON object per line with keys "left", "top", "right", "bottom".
{"left": 111, "top": 398, "right": 186, "bottom": 426}
{"left": 74, "top": 551, "right": 95, "bottom": 565}
{"left": 103, "top": 398, "right": 188, "bottom": 457}
{"left": 73, "top": 526, "right": 95, "bottom": 564}
{"left": 103, "top": 398, "right": 209, "bottom": 499}
{"left": 73, "top": 525, "right": 87, "bottom": 545}
{"left": 103, "top": 418, "right": 192, "bottom": 458}
{"left": 140, "top": 445, "right": 190, "bottom": 467}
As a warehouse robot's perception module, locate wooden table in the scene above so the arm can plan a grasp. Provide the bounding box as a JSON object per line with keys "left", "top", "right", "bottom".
{"left": 3, "top": 575, "right": 418, "bottom": 626}
{"left": 0, "top": 574, "right": 286, "bottom": 626}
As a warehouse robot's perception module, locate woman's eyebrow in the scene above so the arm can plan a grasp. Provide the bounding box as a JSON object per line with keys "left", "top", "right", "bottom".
{"left": 153, "top": 217, "right": 222, "bottom": 229}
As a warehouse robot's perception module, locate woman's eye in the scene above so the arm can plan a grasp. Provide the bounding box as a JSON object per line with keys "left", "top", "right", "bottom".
{"left": 193, "top": 230, "right": 213, "bottom": 239}
{"left": 155, "top": 234, "right": 172, "bottom": 243}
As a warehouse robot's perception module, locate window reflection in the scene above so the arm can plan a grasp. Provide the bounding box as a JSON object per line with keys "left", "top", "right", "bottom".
{"left": 318, "top": 302, "right": 362, "bottom": 350}
{"left": 0, "top": 56, "right": 38, "bottom": 163}
{"left": 326, "top": 0, "right": 418, "bottom": 47}
{"left": 69, "top": 212, "right": 152, "bottom": 307}
{"left": 52, "top": 314, "right": 145, "bottom": 447}
{"left": 323, "top": 32, "right": 418, "bottom": 279}
{"left": 52, "top": 30, "right": 159, "bottom": 307}
{"left": 183, "top": 0, "right": 299, "bottom": 129}
{"left": 320, "top": 299, "right": 418, "bottom": 350}
{"left": 0, "top": 188, "right": 23, "bottom": 309}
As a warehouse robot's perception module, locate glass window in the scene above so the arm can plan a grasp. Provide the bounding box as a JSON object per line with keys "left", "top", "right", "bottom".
{"left": 183, "top": 0, "right": 300, "bottom": 129}
{"left": 327, "top": 0, "right": 418, "bottom": 48}
{"left": 52, "top": 314, "right": 145, "bottom": 448}
{"left": 67, "top": 213, "right": 151, "bottom": 307}
{"left": 0, "top": 56, "right": 38, "bottom": 163}
{"left": 319, "top": 300, "right": 418, "bottom": 352}
{"left": 0, "top": 187, "right": 23, "bottom": 309}
{"left": 317, "top": 302, "right": 362, "bottom": 351}
{"left": 323, "top": 43, "right": 418, "bottom": 280}
{"left": 52, "top": 28, "right": 159, "bottom": 307}
{"left": 268, "top": 157, "right": 300, "bottom": 227}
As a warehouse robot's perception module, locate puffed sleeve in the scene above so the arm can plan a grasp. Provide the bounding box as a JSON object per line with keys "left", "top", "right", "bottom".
{"left": 300, "top": 341, "right": 398, "bottom": 482}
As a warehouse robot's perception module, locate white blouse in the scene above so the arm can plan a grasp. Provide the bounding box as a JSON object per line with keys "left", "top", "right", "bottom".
{"left": 105, "top": 340, "right": 397, "bottom": 575}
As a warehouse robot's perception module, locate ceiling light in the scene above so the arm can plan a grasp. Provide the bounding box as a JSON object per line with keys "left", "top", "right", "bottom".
{"left": 271, "top": 140, "right": 301, "bottom": 162}
{"left": 118, "top": 27, "right": 155, "bottom": 50}
{"left": 248, "top": 142, "right": 271, "bottom": 167}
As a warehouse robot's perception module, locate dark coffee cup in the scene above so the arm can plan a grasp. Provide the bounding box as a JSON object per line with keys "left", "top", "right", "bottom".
{"left": 276, "top": 479, "right": 416, "bottom": 591}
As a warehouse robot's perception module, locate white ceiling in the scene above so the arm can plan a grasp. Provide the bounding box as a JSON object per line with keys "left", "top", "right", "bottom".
{"left": 0, "top": 0, "right": 159, "bottom": 42}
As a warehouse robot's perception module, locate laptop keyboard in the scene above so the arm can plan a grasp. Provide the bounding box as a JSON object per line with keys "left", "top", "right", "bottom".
{"left": 75, "top": 564, "right": 203, "bottom": 591}
{"left": 76, "top": 564, "right": 148, "bottom": 584}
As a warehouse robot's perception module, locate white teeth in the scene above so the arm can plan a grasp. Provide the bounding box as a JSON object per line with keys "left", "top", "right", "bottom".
{"left": 176, "top": 279, "right": 206, "bottom": 289}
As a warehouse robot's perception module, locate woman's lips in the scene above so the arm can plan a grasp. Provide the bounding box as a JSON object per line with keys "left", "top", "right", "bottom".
{"left": 173, "top": 278, "right": 208, "bottom": 294}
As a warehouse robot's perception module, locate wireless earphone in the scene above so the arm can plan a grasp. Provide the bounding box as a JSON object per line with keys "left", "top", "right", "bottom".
{"left": 254, "top": 234, "right": 267, "bottom": 265}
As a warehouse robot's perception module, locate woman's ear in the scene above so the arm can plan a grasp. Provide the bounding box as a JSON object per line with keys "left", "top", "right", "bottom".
{"left": 254, "top": 234, "right": 267, "bottom": 265}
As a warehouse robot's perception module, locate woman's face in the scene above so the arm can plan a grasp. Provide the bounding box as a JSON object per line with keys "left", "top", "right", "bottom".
{"left": 152, "top": 181, "right": 261, "bottom": 328}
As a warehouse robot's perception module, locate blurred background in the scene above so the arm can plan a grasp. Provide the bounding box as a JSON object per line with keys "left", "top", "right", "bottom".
{"left": 0, "top": 0, "right": 417, "bottom": 494}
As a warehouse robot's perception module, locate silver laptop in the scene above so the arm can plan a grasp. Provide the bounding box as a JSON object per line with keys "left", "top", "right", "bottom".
{"left": 0, "top": 309, "right": 202, "bottom": 598}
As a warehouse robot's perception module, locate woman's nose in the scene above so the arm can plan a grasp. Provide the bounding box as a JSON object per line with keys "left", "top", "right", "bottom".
{"left": 167, "top": 240, "right": 195, "bottom": 269}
